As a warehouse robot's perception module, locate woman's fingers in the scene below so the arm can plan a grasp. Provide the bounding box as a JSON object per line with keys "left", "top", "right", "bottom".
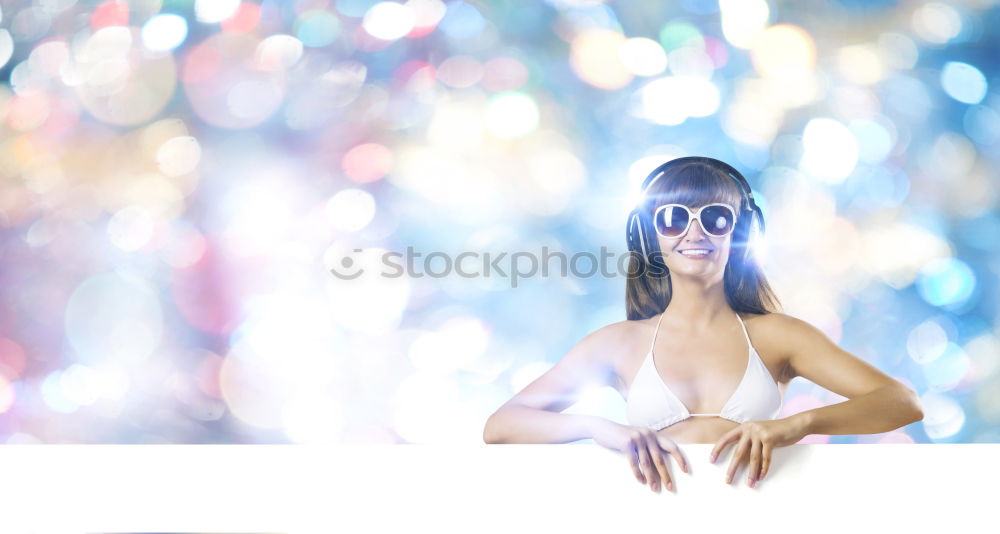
{"left": 760, "top": 441, "right": 773, "bottom": 481}
{"left": 747, "top": 438, "right": 761, "bottom": 486}
{"left": 710, "top": 426, "right": 740, "bottom": 463}
{"left": 641, "top": 430, "right": 672, "bottom": 492}
{"left": 726, "top": 431, "right": 751, "bottom": 484}
{"left": 626, "top": 441, "right": 646, "bottom": 485}
{"left": 632, "top": 432, "right": 659, "bottom": 491}
{"left": 657, "top": 434, "right": 689, "bottom": 474}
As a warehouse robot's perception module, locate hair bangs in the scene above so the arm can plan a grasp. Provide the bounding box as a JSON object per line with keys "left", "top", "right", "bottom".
{"left": 651, "top": 163, "right": 743, "bottom": 213}
{"left": 646, "top": 162, "right": 744, "bottom": 214}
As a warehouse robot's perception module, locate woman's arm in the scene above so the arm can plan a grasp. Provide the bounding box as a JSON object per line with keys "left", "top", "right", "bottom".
{"left": 793, "top": 385, "right": 922, "bottom": 436}
{"left": 484, "top": 407, "right": 605, "bottom": 444}
{"left": 710, "top": 313, "right": 925, "bottom": 486}
{"left": 775, "top": 313, "right": 924, "bottom": 436}
{"left": 483, "top": 322, "right": 630, "bottom": 444}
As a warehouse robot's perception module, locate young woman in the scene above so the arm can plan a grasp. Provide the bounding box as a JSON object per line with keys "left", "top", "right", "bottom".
{"left": 483, "top": 156, "right": 924, "bottom": 494}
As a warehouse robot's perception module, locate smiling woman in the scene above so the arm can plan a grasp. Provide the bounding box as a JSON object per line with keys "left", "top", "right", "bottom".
{"left": 483, "top": 156, "right": 923, "bottom": 494}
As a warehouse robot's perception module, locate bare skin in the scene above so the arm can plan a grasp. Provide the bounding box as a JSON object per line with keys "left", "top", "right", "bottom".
{"left": 484, "top": 201, "right": 923, "bottom": 493}
{"left": 611, "top": 310, "right": 793, "bottom": 446}
{"left": 613, "top": 199, "right": 787, "bottom": 445}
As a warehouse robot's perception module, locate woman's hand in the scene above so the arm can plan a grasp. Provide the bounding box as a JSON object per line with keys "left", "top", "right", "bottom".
{"left": 590, "top": 418, "right": 689, "bottom": 493}
{"left": 708, "top": 416, "right": 808, "bottom": 487}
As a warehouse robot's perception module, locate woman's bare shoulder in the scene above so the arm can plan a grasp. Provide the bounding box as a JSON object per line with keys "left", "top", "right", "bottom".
{"left": 740, "top": 311, "right": 797, "bottom": 381}
{"left": 740, "top": 311, "right": 796, "bottom": 331}
{"left": 577, "top": 316, "right": 656, "bottom": 368}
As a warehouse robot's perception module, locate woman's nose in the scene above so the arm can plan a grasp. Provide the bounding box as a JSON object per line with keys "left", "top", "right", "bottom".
{"left": 685, "top": 216, "right": 708, "bottom": 238}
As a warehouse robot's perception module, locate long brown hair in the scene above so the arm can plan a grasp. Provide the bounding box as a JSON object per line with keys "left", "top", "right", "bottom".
{"left": 625, "top": 160, "right": 782, "bottom": 320}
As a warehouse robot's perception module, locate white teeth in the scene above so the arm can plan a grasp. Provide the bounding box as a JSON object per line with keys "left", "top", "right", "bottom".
{"left": 680, "top": 250, "right": 710, "bottom": 256}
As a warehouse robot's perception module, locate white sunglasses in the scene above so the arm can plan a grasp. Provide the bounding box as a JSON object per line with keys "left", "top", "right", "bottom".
{"left": 652, "top": 203, "right": 738, "bottom": 238}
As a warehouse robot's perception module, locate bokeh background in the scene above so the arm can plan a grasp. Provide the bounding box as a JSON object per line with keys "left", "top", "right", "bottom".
{"left": 0, "top": 0, "right": 997, "bottom": 444}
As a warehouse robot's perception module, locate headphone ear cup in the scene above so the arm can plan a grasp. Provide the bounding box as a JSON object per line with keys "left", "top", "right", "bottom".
{"left": 733, "top": 209, "right": 751, "bottom": 256}
{"left": 636, "top": 211, "right": 650, "bottom": 259}
{"left": 641, "top": 212, "right": 668, "bottom": 270}
{"left": 740, "top": 209, "right": 762, "bottom": 259}
{"left": 753, "top": 205, "right": 765, "bottom": 235}
{"left": 626, "top": 210, "right": 643, "bottom": 258}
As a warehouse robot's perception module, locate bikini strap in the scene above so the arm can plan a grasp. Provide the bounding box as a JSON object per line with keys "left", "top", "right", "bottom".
{"left": 735, "top": 313, "right": 751, "bottom": 346}
{"left": 649, "top": 312, "right": 666, "bottom": 353}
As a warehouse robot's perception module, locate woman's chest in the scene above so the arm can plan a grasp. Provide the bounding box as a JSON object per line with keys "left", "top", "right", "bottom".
{"left": 614, "top": 317, "right": 790, "bottom": 405}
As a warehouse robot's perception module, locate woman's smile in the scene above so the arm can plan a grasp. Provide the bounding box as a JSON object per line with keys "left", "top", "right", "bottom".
{"left": 678, "top": 248, "right": 713, "bottom": 259}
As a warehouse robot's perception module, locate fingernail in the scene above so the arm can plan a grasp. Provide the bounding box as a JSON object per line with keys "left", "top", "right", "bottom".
{"left": 667, "top": 482, "right": 674, "bottom": 491}
{"left": 749, "top": 478, "right": 756, "bottom": 488}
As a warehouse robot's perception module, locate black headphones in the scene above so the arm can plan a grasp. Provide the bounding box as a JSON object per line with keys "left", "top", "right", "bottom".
{"left": 625, "top": 156, "right": 765, "bottom": 269}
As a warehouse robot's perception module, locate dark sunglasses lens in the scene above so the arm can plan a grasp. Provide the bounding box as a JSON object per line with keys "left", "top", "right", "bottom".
{"left": 701, "top": 206, "right": 735, "bottom": 236}
{"left": 654, "top": 206, "right": 689, "bottom": 237}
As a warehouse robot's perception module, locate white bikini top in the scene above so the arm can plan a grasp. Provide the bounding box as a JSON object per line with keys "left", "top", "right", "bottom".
{"left": 626, "top": 311, "right": 783, "bottom": 431}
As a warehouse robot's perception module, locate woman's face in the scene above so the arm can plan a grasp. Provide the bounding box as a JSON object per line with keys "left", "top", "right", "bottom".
{"left": 654, "top": 202, "right": 736, "bottom": 279}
